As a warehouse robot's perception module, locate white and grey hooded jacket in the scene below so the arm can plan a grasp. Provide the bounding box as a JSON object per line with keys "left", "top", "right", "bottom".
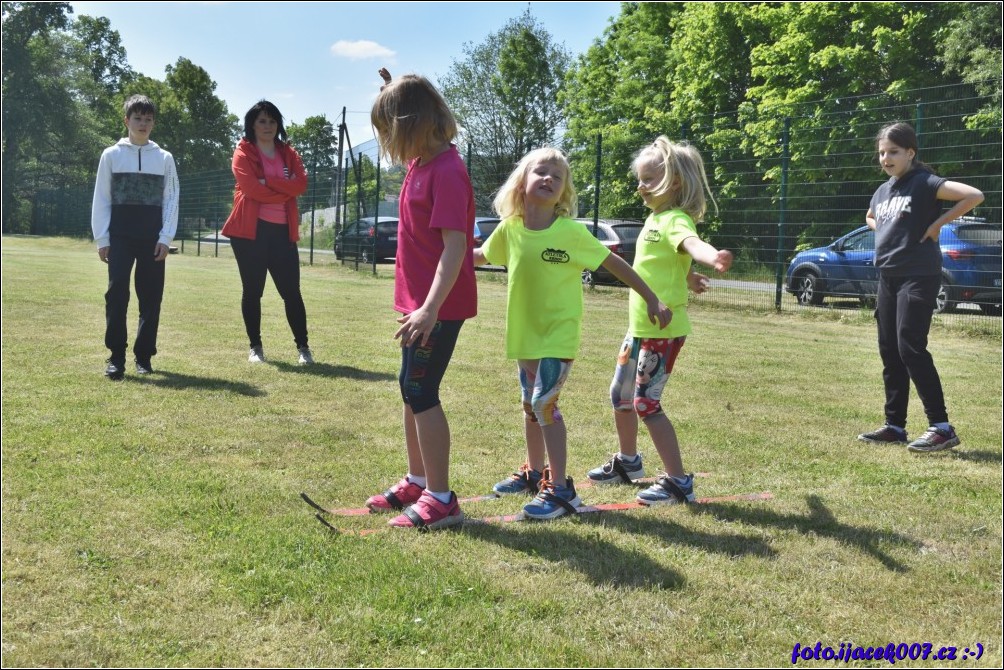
{"left": 91, "top": 138, "right": 180, "bottom": 248}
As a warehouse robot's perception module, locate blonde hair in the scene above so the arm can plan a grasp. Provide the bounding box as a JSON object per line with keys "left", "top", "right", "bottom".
{"left": 492, "top": 147, "right": 578, "bottom": 220}
{"left": 632, "top": 136, "right": 718, "bottom": 221}
{"left": 370, "top": 74, "right": 457, "bottom": 164}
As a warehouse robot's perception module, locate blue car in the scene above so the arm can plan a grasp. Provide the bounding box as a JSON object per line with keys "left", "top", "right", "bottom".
{"left": 785, "top": 217, "right": 1002, "bottom": 315}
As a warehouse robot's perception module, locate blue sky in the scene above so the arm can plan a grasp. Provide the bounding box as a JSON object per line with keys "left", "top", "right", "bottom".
{"left": 70, "top": 1, "right": 623, "bottom": 145}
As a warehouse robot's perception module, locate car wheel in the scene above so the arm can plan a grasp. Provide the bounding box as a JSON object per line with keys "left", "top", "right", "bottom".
{"left": 582, "top": 268, "right": 595, "bottom": 287}
{"left": 934, "top": 277, "right": 954, "bottom": 314}
{"left": 361, "top": 249, "right": 370, "bottom": 265}
{"left": 794, "top": 272, "right": 823, "bottom": 306}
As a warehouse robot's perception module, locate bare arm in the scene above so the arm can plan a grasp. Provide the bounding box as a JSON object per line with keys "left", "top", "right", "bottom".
{"left": 865, "top": 208, "right": 877, "bottom": 230}
{"left": 395, "top": 228, "right": 467, "bottom": 346}
{"left": 473, "top": 247, "right": 488, "bottom": 266}
{"left": 681, "top": 236, "right": 733, "bottom": 272}
{"left": 923, "top": 181, "right": 985, "bottom": 242}
{"left": 600, "top": 253, "right": 673, "bottom": 329}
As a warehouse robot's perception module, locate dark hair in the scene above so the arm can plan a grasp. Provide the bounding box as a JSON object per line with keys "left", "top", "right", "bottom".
{"left": 124, "top": 94, "right": 156, "bottom": 118}
{"left": 243, "top": 100, "right": 287, "bottom": 143}
{"left": 875, "top": 122, "right": 934, "bottom": 173}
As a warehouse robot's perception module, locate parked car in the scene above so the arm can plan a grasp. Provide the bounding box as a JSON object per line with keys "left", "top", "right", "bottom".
{"left": 474, "top": 216, "right": 501, "bottom": 247}
{"left": 577, "top": 218, "right": 645, "bottom": 285}
{"left": 785, "top": 217, "right": 1002, "bottom": 314}
{"left": 334, "top": 216, "right": 399, "bottom": 263}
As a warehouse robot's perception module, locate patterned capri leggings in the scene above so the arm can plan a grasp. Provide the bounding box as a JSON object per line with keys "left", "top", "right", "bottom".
{"left": 609, "top": 334, "right": 686, "bottom": 419}
{"left": 518, "top": 358, "right": 573, "bottom": 426}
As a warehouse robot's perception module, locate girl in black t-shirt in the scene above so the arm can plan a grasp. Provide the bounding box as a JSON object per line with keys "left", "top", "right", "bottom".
{"left": 858, "top": 122, "right": 984, "bottom": 452}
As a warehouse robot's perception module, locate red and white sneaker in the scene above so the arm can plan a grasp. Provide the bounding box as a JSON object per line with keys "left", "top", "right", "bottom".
{"left": 366, "top": 477, "right": 424, "bottom": 512}
{"left": 388, "top": 491, "right": 464, "bottom": 530}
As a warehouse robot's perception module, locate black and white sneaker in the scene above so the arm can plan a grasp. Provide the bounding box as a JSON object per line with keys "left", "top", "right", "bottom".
{"left": 586, "top": 453, "right": 646, "bottom": 484}
{"left": 104, "top": 359, "right": 125, "bottom": 381}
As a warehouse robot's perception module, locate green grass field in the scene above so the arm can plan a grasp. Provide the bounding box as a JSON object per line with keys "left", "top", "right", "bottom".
{"left": 2, "top": 236, "right": 1001, "bottom": 666}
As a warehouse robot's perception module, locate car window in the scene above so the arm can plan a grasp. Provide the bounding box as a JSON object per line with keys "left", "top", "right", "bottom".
{"left": 843, "top": 229, "right": 875, "bottom": 251}
{"left": 342, "top": 221, "right": 360, "bottom": 236}
{"left": 954, "top": 225, "right": 1003, "bottom": 246}
{"left": 612, "top": 225, "right": 643, "bottom": 242}
{"left": 376, "top": 222, "right": 397, "bottom": 235}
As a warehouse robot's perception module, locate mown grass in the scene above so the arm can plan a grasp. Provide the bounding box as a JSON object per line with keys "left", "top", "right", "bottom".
{"left": 2, "top": 236, "right": 1001, "bottom": 666}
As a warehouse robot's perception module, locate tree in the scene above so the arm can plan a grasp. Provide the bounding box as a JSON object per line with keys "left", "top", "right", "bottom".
{"left": 938, "top": 3, "right": 1002, "bottom": 128}
{"left": 1, "top": 1, "right": 75, "bottom": 231}
{"left": 439, "top": 10, "right": 571, "bottom": 213}
{"left": 158, "top": 57, "right": 239, "bottom": 174}
{"left": 287, "top": 115, "right": 338, "bottom": 211}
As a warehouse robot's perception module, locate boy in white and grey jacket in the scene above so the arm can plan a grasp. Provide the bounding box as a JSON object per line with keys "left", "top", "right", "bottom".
{"left": 91, "top": 94, "right": 179, "bottom": 379}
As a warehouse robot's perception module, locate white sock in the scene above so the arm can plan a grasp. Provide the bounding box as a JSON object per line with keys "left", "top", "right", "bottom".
{"left": 426, "top": 490, "right": 453, "bottom": 504}
{"left": 617, "top": 452, "right": 640, "bottom": 464}
{"left": 406, "top": 474, "right": 427, "bottom": 488}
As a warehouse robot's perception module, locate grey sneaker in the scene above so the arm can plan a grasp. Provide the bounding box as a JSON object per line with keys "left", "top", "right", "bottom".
{"left": 857, "top": 425, "right": 907, "bottom": 444}
{"left": 587, "top": 453, "right": 645, "bottom": 484}
{"left": 248, "top": 346, "right": 265, "bottom": 363}
{"left": 297, "top": 346, "right": 314, "bottom": 365}
{"left": 637, "top": 474, "right": 695, "bottom": 506}
{"left": 907, "top": 426, "right": 961, "bottom": 453}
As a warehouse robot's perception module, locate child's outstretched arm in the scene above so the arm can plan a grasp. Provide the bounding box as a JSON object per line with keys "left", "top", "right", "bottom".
{"left": 600, "top": 253, "right": 673, "bottom": 329}
{"left": 923, "top": 181, "right": 985, "bottom": 242}
{"left": 681, "top": 236, "right": 733, "bottom": 273}
{"left": 473, "top": 247, "right": 488, "bottom": 266}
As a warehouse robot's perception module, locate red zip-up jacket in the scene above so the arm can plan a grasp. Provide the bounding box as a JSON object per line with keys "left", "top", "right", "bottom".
{"left": 222, "top": 138, "right": 308, "bottom": 242}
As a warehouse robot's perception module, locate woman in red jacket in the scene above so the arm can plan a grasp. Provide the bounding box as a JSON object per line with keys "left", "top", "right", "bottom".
{"left": 222, "top": 100, "right": 313, "bottom": 364}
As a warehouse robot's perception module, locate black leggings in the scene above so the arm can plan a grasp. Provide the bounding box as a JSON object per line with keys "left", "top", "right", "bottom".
{"left": 399, "top": 320, "right": 464, "bottom": 413}
{"left": 875, "top": 273, "right": 947, "bottom": 427}
{"left": 230, "top": 220, "right": 308, "bottom": 349}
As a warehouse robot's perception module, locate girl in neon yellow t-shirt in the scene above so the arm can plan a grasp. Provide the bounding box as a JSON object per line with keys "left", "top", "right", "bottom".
{"left": 586, "top": 137, "right": 733, "bottom": 506}
{"left": 474, "top": 147, "right": 672, "bottom": 520}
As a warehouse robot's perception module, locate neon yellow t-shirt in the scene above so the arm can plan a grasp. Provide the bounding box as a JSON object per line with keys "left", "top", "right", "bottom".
{"left": 482, "top": 216, "right": 610, "bottom": 359}
{"left": 629, "top": 209, "right": 698, "bottom": 338}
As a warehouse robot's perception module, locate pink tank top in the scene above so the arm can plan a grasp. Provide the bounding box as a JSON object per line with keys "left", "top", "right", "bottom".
{"left": 258, "top": 150, "right": 289, "bottom": 224}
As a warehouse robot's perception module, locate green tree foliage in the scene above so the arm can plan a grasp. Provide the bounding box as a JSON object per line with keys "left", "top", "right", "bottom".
{"left": 151, "top": 57, "right": 239, "bottom": 174}
{"left": 439, "top": 9, "right": 571, "bottom": 213}
{"left": 288, "top": 115, "right": 339, "bottom": 212}
{"left": 2, "top": 1, "right": 75, "bottom": 231}
{"left": 938, "top": 2, "right": 1003, "bottom": 128}
{"left": 561, "top": 1, "right": 1000, "bottom": 253}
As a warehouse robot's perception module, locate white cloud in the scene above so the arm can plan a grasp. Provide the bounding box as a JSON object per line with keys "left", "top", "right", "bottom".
{"left": 330, "top": 40, "right": 396, "bottom": 61}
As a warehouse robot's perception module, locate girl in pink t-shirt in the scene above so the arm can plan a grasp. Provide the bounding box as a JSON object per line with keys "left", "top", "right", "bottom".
{"left": 364, "top": 69, "right": 476, "bottom": 530}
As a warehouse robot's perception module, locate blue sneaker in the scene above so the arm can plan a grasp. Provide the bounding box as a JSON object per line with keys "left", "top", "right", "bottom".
{"left": 636, "top": 474, "right": 695, "bottom": 506}
{"left": 587, "top": 453, "right": 645, "bottom": 484}
{"left": 523, "top": 477, "right": 581, "bottom": 520}
{"left": 493, "top": 463, "right": 544, "bottom": 496}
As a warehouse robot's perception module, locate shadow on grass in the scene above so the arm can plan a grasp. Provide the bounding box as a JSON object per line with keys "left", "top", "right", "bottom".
{"left": 133, "top": 371, "right": 265, "bottom": 396}
{"left": 463, "top": 521, "right": 686, "bottom": 590}
{"left": 270, "top": 361, "right": 397, "bottom": 382}
{"left": 948, "top": 449, "right": 1001, "bottom": 465}
{"left": 693, "top": 494, "right": 921, "bottom": 572}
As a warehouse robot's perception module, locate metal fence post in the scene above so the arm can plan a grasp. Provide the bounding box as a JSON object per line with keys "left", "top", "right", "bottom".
{"left": 373, "top": 151, "right": 381, "bottom": 274}
{"left": 774, "top": 117, "right": 790, "bottom": 310}
{"left": 309, "top": 151, "right": 317, "bottom": 265}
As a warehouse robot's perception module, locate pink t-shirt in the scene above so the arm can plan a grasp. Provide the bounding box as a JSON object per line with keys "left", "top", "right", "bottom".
{"left": 394, "top": 145, "right": 477, "bottom": 320}
{"left": 258, "top": 151, "right": 289, "bottom": 223}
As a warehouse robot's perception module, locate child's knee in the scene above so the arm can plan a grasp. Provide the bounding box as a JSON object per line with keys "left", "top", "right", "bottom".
{"left": 634, "top": 396, "right": 663, "bottom": 419}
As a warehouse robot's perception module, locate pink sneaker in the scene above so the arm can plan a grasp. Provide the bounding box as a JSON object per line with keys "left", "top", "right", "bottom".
{"left": 388, "top": 491, "right": 464, "bottom": 530}
{"left": 366, "top": 477, "right": 424, "bottom": 512}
